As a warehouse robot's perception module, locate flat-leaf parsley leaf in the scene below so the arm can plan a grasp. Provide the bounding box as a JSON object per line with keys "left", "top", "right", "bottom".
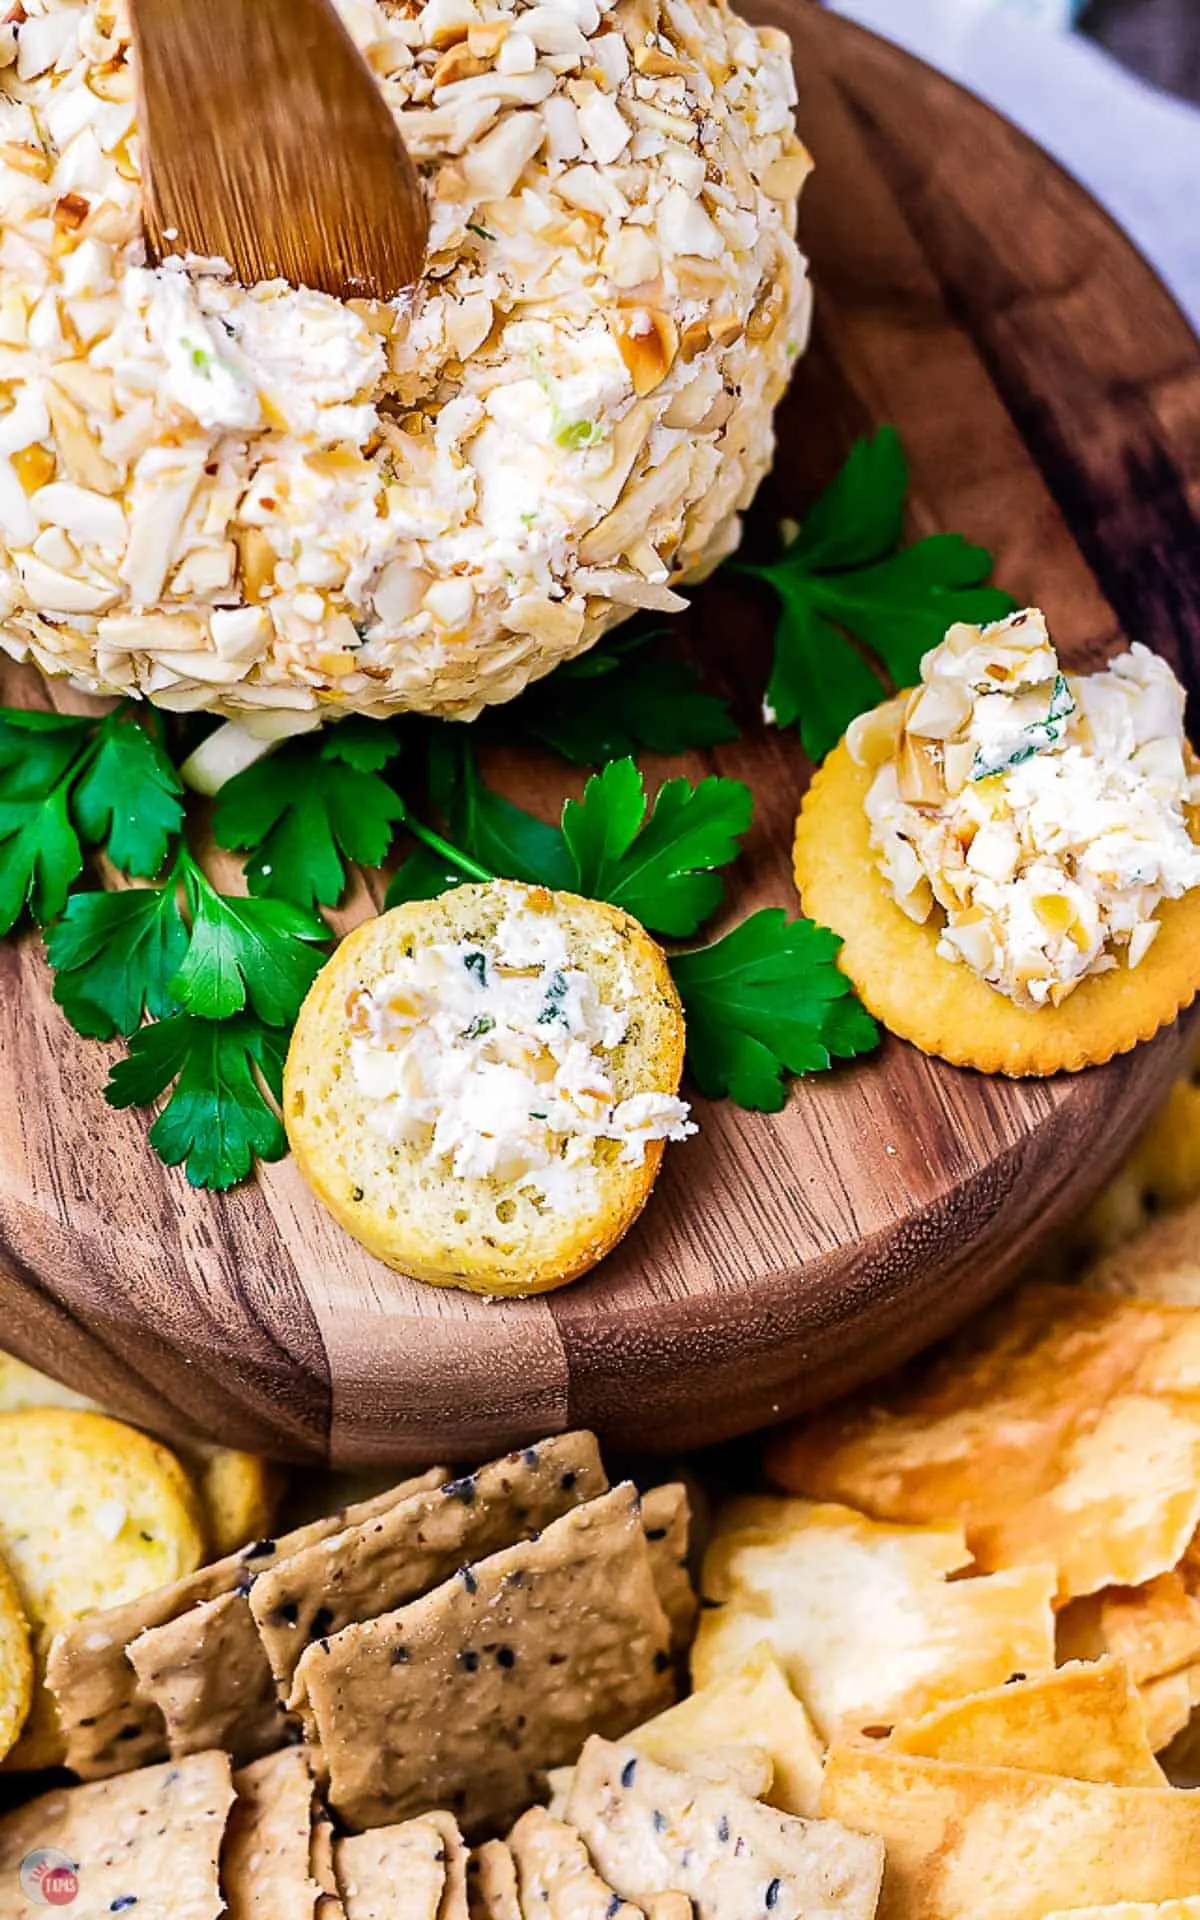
{"left": 106, "top": 1012, "right": 288, "bottom": 1191}
{"left": 740, "top": 427, "right": 1015, "bottom": 761}
{"left": 670, "top": 910, "right": 879, "bottom": 1110}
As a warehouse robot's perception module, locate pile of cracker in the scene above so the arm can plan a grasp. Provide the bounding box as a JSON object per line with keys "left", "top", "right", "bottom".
{"left": 0, "top": 1430, "right": 888, "bottom": 1920}
{"left": 746, "top": 1176, "right": 1200, "bottom": 1920}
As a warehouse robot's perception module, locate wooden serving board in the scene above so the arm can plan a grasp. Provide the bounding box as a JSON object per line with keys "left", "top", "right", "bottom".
{"left": 1, "top": 4, "right": 1198, "bottom": 1467}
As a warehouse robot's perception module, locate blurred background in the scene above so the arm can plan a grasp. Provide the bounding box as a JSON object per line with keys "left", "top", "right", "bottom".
{"left": 821, "top": 0, "right": 1200, "bottom": 327}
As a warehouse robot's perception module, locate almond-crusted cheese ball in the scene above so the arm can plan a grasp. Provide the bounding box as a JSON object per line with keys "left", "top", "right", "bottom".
{"left": 0, "top": 0, "right": 811, "bottom": 727}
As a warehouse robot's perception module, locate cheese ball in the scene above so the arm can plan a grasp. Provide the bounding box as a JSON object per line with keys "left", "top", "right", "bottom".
{"left": 0, "top": 0, "right": 811, "bottom": 728}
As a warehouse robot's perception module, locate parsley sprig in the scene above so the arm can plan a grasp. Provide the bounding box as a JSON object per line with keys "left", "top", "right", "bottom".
{"left": 740, "top": 427, "right": 1015, "bottom": 761}
{"left": 1, "top": 424, "right": 1013, "bottom": 1184}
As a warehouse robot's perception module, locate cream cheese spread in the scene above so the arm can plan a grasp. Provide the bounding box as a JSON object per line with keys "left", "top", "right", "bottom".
{"left": 345, "top": 900, "right": 694, "bottom": 1205}
{"left": 0, "top": 0, "right": 811, "bottom": 726}
{"left": 849, "top": 610, "right": 1200, "bottom": 1010}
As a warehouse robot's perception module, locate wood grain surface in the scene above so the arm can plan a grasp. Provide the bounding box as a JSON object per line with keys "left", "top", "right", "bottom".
{"left": 1, "top": 4, "right": 1198, "bottom": 1466}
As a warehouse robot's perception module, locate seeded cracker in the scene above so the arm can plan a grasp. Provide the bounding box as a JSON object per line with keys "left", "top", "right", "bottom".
{"left": 0, "top": 1749, "right": 233, "bottom": 1920}
{"left": 252, "top": 1434, "right": 606, "bottom": 1705}
{"left": 301, "top": 1483, "right": 673, "bottom": 1835}
{"left": 335, "top": 1814, "right": 451, "bottom": 1920}
{"left": 566, "top": 1737, "right": 884, "bottom": 1920}
{"left": 469, "top": 1842, "right": 523, "bottom": 1920}
{"left": 819, "top": 1748, "right": 1200, "bottom": 1920}
{"left": 47, "top": 1466, "right": 445, "bottom": 1779}
{"left": 639, "top": 1484, "right": 697, "bottom": 1658}
{"left": 427, "top": 1809, "right": 471, "bottom": 1920}
{"left": 792, "top": 735, "right": 1200, "bottom": 1074}
{"left": 646, "top": 1898, "right": 694, "bottom": 1920}
{"left": 128, "top": 1588, "right": 289, "bottom": 1764}
{"left": 509, "top": 1805, "right": 642, "bottom": 1920}
{"left": 221, "top": 1747, "right": 321, "bottom": 1920}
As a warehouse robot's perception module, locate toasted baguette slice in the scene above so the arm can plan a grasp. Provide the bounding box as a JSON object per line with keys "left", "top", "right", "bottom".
{"left": 284, "top": 882, "right": 690, "bottom": 1295}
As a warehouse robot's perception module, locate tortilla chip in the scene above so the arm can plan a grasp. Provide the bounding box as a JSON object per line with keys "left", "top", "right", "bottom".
{"left": 765, "top": 1284, "right": 1200, "bottom": 1600}
{"left": 792, "top": 734, "right": 1200, "bottom": 1074}
{"left": 820, "top": 1747, "right": 1200, "bottom": 1920}
{"left": 692, "top": 1496, "right": 1055, "bottom": 1740}
{"left": 0, "top": 1749, "right": 233, "bottom": 1920}
{"left": 640, "top": 1484, "right": 697, "bottom": 1658}
{"left": 1086, "top": 1198, "right": 1200, "bottom": 1309}
{"left": 223, "top": 1748, "right": 320, "bottom": 1920}
{"left": 566, "top": 1736, "right": 884, "bottom": 1920}
{"left": 468, "top": 1842, "right": 522, "bottom": 1920}
{"left": 1057, "top": 1571, "right": 1200, "bottom": 1686}
{"left": 630, "top": 1642, "right": 824, "bottom": 1815}
{"left": 510, "top": 1806, "right": 642, "bottom": 1920}
{"left": 889, "top": 1658, "right": 1163, "bottom": 1785}
{"left": 1138, "top": 1663, "right": 1200, "bottom": 1753}
{"left": 301, "top": 1484, "right": 673, "bottom": 1836}
{"left": 252, "top": 1434, "right": 605, "bottom": 1707}
{"left": 1042, "top": 1907, "right": 1200, "bottom": 1920}
{"left": 335, "top": 1815, "right": 448, "bottom": 1920}
{"left": 46, "top": 1466, "right": 445, "bottom": 1779}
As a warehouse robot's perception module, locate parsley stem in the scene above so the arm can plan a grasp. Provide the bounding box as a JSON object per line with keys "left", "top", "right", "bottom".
{"left": 405, "top": 817, "right": 495, "bottom": 884}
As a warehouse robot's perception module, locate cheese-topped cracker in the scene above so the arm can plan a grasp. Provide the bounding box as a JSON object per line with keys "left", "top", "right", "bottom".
{"left": 301, "top": 1483, "right": 673, "bottom": 1835}
{"left": 0, "top": 1749, "right": 233, "bottom": 1920}
{"left": 47, "top": 1467, "right": 445, "bottom": 1779}
{"left": 566, "top": 1737, "right": 884, "bottom": 1920}
{"left": 630, "top": 1641, "right": 824, "bottom": 1816}
{"left": 509, "top": 1805, "right": 642, "bottom": 1920}
{"left": 888, "top": 1659, "right": 1163, "bottom": 1785}
{"left": 252, "top": 1434, "right": 606, "bottom": 1705}
{"left": 336, "top": 1815, "right": 449, "bottom": 1920}
{"left": 792, "top": 727, "right": 1200, "bottom": 1074}
{"left": 223, "top": 1748, "right": 321, "bottom": 1920}
{"left": 820, "top": 1747, "right": 1200, "bottom": 1920}
{"left": 469, "top": 1842, "right": 523, "bottom": 1920}
{"left": 765, "top": 1284, "right": 1200, "bottom": 1600}
{"left": 640, "top": 1484, "right": 697, "bottom": 1658}
{"left": 0, "top": 1549, "right": 32, "bottom": 1765}
{"left": 692, "top": 1496, "right": 1055, "bottom": 1740}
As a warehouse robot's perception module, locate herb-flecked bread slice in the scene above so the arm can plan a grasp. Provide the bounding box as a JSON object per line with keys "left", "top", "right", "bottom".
{"left": 566, "top": 1738, "right": 884, "bottom": 1920}
{"left": 283, "top": 883, "right": 690, "bottom": 1296}
{"left": 299, "top": 1483, "right": 674, "bottom": 1836}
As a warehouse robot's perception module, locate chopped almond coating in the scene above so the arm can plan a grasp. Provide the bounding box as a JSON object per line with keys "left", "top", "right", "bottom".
{"left": 851, "top": 611, "right": 1200, "bottom": 1010}
{"left": 0, "top": 0, "right": 809, "bottom": 724}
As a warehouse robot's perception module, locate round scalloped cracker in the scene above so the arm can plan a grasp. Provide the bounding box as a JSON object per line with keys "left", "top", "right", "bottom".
{"left": 793, "top": 736, "right": 1200, "bottom": 1076}
{"left": 0, "top": 1549, "right": 32, "bottom": 1763}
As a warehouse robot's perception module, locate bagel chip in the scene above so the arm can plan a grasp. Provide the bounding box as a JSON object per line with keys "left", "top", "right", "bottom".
{"left": 888, "top": 1659, "right": 1163, "bottom": 1785}
{"left": 819, "top": 1747, "right": 1200, "bottom": 1920}
{"left": 1138, "top": 1663, "right": 1200, "bottom": 1753}
{"left": 0, "top": 1550, "right": 32, "bottom": 1764}
{"left": 692, "top": 1497, "right": 1054, "bottom": 1741}
{"left": 0, "top": 1408, "right": 205, "bottom": 1773}
{"left": 792, "top": 735, "right": 1200, "bottom": 1075}
{"left": 630, "top": 1641, "right": 824, "bottom": 1815}
{"left": 765, "top": 1284, "right": 1200, "bottom": 1599}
